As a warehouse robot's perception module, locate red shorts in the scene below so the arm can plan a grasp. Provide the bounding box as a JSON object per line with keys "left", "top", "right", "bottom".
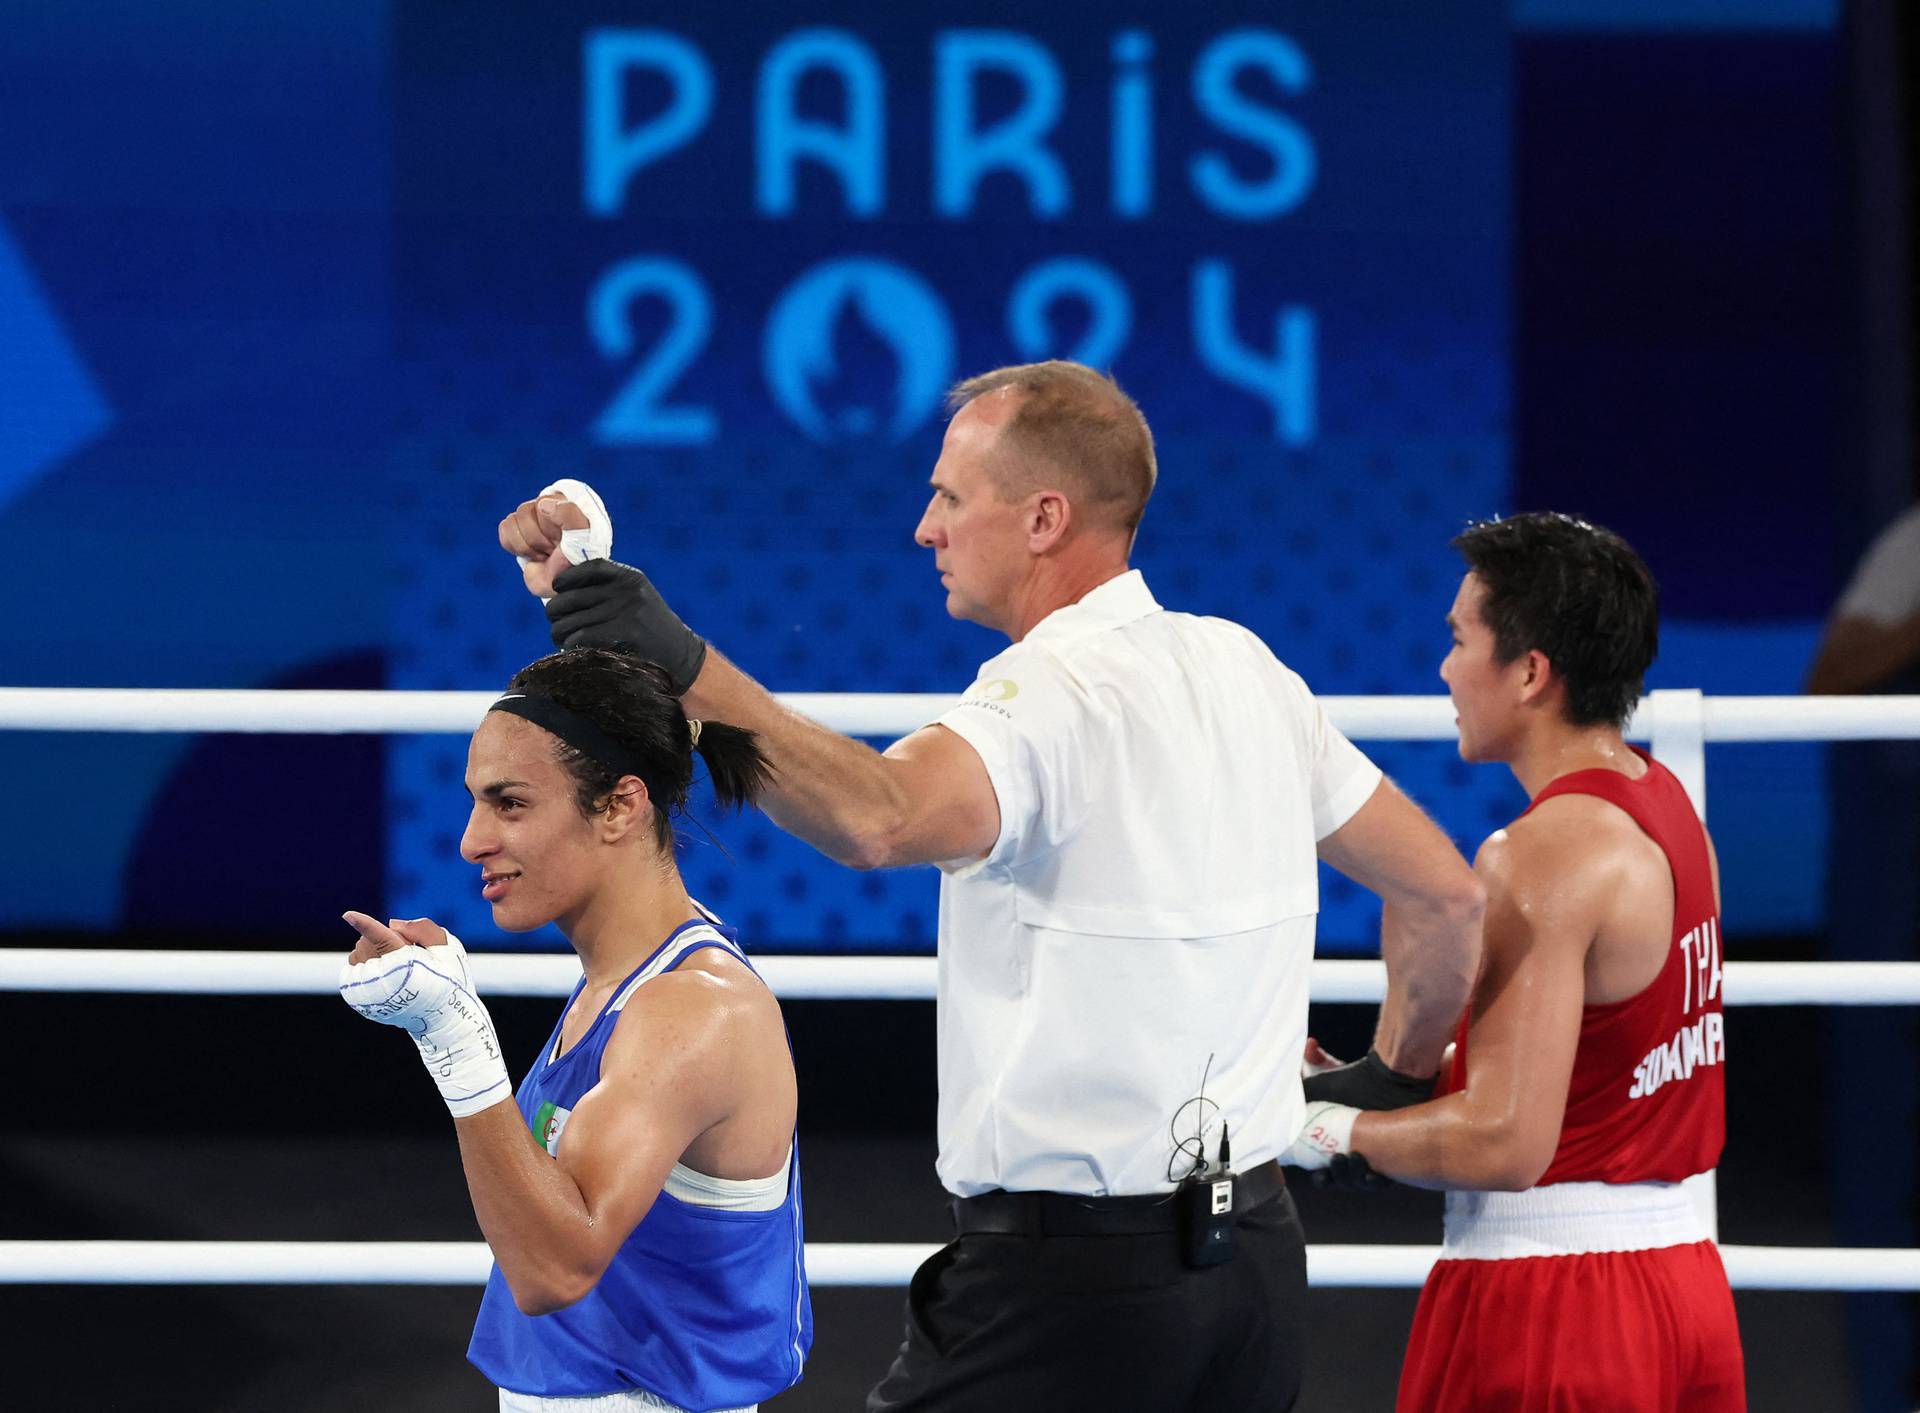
{"left": 1397, "top": 1241, "right": 1745, "bottom": 1412}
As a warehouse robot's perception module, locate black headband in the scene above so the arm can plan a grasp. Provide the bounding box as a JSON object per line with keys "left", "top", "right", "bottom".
{"left": 488, "top": 693, "right": 656, "bottom": 788}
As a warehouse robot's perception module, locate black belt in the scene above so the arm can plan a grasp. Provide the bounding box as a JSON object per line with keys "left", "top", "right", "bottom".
{"left": 951, "top": 1160, "right": 1286, "bottom": 1238}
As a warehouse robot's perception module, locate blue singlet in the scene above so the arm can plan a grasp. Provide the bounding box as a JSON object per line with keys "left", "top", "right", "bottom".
{"left": 467, "top": 917, "right": 812, "bottom": 1407}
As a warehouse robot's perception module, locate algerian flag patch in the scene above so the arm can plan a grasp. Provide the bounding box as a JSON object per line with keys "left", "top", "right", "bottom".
{"left": 531, "top": 1100, "right": 573, "bottom": 1155}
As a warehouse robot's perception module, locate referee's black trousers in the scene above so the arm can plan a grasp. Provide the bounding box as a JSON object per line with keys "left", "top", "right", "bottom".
{"left": 866, "top": 1182, "right": 1306, "bottom": 1411}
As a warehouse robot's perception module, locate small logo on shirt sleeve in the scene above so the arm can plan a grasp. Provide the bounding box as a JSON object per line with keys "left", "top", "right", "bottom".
{"left": 958, "top": 678, "right": 1021, "bottom": 720}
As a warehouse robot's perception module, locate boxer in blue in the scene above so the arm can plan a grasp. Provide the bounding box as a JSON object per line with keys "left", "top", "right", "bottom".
{"left": 340, "top": 646, "right": 811, "bottom": 1413}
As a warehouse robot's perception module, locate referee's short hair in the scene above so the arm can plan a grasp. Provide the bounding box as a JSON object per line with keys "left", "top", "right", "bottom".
{"left": 947, "top": 360, "right": 1157, "bottom": 535}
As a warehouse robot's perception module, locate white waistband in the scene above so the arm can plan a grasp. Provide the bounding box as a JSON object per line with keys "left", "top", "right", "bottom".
{"left": 1441, "top": 1181, "right": 1707, "bottom": 1261}
{"left": 499, "top": 1388, "right": 754, "bottom": 1413}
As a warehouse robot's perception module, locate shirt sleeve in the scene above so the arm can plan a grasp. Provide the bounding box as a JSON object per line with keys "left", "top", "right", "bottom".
{"left": 932, "top": 651, "right": 1093, "bottom": 875}
{"left": 1305, "top": 687, "right": 1383, "bottom": 841}
{"left": 1836, "top": 508, "right": 1920, "bottom": 625}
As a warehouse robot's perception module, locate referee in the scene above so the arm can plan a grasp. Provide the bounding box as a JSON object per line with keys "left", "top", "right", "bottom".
{"left": 499, "top": 361, "right": 1484, "bottom": 1410}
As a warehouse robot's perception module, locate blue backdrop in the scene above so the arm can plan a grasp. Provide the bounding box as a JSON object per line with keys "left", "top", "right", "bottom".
{"left": 0, "top": 1, "right": 1842, "bottom": 951}
{"left": 382, "top": 3, "right": 1510, "bottom": 948}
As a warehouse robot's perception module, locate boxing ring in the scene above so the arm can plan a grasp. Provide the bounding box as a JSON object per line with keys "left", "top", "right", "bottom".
{"left": 3, "top": 686, "right": 1919, "bottom": 1296}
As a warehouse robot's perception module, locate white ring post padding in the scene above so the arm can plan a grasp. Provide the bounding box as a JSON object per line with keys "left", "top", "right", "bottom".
{"left": 3, "top": 689, "right": 1920, "bottom": 742}
{"left": 1646, "top": 689, "right": 1708, "bottom": 819}
{"left": 3, "top": 950, "right": 1919, "bottom": 1006}
{"left": 0, "top": 1241, "right": 1915, "bottom": 1291}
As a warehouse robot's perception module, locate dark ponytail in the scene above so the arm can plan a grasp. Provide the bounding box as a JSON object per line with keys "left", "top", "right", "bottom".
{"left": 502, "top": 647, "right": 773, "bottom": 851}
{"left": 692, "top": 720, "right": 774, "bottom": 815}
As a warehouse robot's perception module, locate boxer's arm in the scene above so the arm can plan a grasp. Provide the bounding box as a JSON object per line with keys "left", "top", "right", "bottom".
{"left": 505, "top": 504, "right": 999, "bottom": 865}
{"left": 455, "top": 969, "right": 763, "bottom": 1315}
{"left": 679, "top": 648, "right": 1001, "bottom": 869}
{"left": 1317, "top": 816, "right": 1595, "bottom": 1191}
{"left": 1317, "top": 780, "right": 1485, "bottom": 1077}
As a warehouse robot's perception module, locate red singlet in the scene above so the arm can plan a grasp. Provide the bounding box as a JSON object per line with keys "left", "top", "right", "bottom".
{"left": 1398, "top": 749, "right": 1745, "bottom": 1412}
{"left": 1438, "top": 747, "right": 1727, "bottom": 1183}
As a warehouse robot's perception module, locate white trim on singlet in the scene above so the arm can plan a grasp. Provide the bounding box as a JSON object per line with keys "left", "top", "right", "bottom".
{"left": 1441, "top": 1180, "right": 1708, "bottom": 1261}
{"left": 608, "top": 922, "right": 743, "bottom": 1012}
{"left": 606, "top": 920, "right": 788, "bottom": 1213}
{"left": 786, "top": 1178, "right": 807, "bottom": 1379}
{"left": 661, "top": 1149, "right": 792, "bottom": 1212}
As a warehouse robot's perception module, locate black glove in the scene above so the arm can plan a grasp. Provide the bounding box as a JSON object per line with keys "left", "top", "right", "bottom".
{"left": 1302, "top": 1048, "right": 1436, "bottom": 1111}
{"left": 1311, "top": 1152, "right": 1385, "bottom": 1191}
{"left": 1299, "top": 1052, "right": 1432, "bottom": 1194}
{"left": 544, "top": 560, "right": 708, "bottom": 694}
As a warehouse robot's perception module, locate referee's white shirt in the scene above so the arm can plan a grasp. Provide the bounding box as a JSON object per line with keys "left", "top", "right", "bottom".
{"left": 933, "top": 570, "right": 1382, "bottom": 1198}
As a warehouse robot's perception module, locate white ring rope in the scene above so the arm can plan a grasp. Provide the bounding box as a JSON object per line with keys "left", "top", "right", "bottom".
{"left": 2, "top": 687, "right": 1918, "bottom": 741}
{"left": 3, "top": 950, "right": 1918, "bottom": 1007}
{"left": 0, "top": 1240, "right": 1913, "bottom": 1292}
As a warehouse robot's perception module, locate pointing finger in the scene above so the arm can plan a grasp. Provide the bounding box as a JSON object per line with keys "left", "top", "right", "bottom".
{"left": 342, "top": 910, "right": 409, "bottom": 963}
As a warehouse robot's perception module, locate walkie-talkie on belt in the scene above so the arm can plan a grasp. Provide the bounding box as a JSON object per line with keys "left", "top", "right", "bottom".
{"left": 1180, "top": 1122, "right": 1236, "bottom": 1268}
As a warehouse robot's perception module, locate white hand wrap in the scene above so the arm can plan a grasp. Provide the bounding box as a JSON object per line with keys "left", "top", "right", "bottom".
{"left": 1281, "top": 1100, "right": 1360, "bottom": 1171}
{"left": 1302, "top": 1050, "right": 1343, "bottom": 1080}
{"left": 520, "top": 478, "right": 612, "bottom": 599}
{"left": 339, "top": 934, "right": 513, "bottom": 1118}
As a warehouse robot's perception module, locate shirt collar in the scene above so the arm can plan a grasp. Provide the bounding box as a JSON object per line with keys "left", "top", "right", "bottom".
{"left": 1021, "top": 569, "right": 1161, "bottom": 646}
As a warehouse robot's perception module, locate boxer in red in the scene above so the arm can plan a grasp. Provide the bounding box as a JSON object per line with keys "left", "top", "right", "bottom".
{"left": 1288, "top": 512, "right": 1745, "bottom": 1411}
